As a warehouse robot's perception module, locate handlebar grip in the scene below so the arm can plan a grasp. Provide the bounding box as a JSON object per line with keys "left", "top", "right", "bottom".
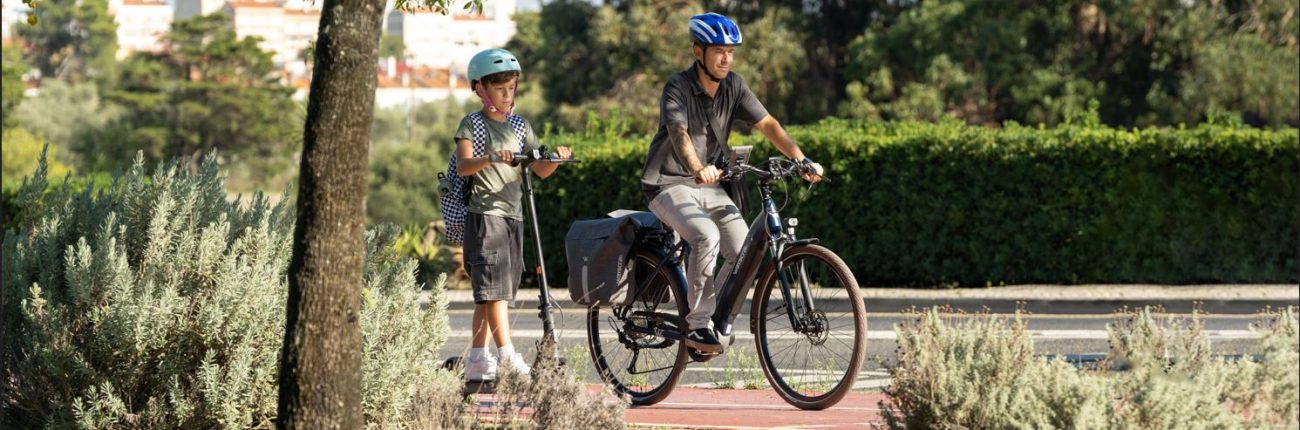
{"left": 793, "top": 163, "right": 830, "bottom": 183}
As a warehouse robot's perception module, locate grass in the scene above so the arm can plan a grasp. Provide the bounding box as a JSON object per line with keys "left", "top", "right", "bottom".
{"left": 707, "top": 350, "right": 767, "bottom": 390}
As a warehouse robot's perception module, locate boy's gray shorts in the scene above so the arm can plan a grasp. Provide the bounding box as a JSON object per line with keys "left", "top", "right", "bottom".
{"left": 463, "top": 212, "right": 524, "bottom": 303}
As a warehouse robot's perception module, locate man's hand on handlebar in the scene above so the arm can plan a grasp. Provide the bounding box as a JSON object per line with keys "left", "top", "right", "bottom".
{"left": 695, "top": 165, "right": 723, "bottom": 185}
{"left": 801, "top": 161, "right": 825, "bottom": 183}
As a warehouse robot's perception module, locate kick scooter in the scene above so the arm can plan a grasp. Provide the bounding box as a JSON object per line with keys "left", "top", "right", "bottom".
{"left": 443, "top": 146, "right": 578, "bottom": 394}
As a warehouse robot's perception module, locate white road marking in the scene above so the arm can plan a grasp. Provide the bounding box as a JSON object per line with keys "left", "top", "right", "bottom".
{"left": 443, "top": 329, "right": 1262, "bottom": 341}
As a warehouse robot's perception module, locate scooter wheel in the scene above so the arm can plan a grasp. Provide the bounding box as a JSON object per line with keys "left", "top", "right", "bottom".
{"left": 442, "top": 356, "right": 464, "bottom": 373}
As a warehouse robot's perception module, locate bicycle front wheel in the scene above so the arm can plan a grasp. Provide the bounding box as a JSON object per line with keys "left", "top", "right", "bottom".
{"left": 587, "top": 248, "right": 689, "bottom": 406}
{"left": 751, "top": 244, "right": 867, "bottom": 410}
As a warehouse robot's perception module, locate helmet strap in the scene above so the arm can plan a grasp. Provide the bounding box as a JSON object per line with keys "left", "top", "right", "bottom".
{"left": 475, "top": 82, "right": 514, "bottom": 117}
{"left": 695, "top": 58, "right": 723, "bottom": 83}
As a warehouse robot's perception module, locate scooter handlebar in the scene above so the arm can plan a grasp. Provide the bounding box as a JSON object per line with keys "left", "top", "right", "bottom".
{"left": 509, "top": 145, "right": 580, "bottom": 166}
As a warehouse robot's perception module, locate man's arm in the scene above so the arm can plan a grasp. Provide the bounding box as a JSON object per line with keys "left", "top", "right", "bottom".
{"left": 669, "top": 123, "right": 722, "bottom": 184}
{"left": 754, "top": 115, "right": 823, "bottom": 181}
{"left": 754, "top": 115, "right": 804, "bottom": 160}
{"left": 668, "top": 123, "right": 703, "bottom": 174}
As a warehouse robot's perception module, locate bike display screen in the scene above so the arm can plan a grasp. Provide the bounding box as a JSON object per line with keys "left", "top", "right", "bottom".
{"left": 727, "top": 145, "right": 752, "bottom": 167}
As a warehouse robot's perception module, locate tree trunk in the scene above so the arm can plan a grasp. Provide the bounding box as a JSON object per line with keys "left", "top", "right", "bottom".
{"left": 277, "top": 0, "right": 385, "bottom": 427}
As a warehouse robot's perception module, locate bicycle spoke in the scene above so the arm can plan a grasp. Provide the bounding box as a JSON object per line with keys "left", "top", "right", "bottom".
{"left": 588, "top": 250, "right": 688, "bottom": 406}
{"left": 753, "top": 245, "right": 866, "bottom": 410}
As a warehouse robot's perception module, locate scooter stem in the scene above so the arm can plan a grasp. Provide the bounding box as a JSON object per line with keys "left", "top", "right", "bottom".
{"left": 519, "top": 164, "right": 560, "bottom": 364}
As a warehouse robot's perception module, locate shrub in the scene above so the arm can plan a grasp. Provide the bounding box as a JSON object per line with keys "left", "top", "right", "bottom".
{"left": 529, "top": 120, "right": 1298, "bottom": 285}
{"left": 487, "top": 360, "right": 627, "bottom": 429}
{"left": 2, "top": 131, "right": 72, "bottom": 183}
{"left": 390, "top": 222, "right": 464, "bottom": 289}
{"left": 368, "top": 140, "right": 446, "bottom": 228}
{"left": 0, "top": 153, "right": 453, "bottom": 428}
{"left": 881, "top": 307, "right": 1300, "bottom": 429}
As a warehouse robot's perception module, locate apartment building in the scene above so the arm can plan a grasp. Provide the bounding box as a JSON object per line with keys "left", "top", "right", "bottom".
{"left": 384, "top": 0, "right": 516, "bottom": 70}
{"left": 109, "top": 0, "right": 172, "bottom": 59}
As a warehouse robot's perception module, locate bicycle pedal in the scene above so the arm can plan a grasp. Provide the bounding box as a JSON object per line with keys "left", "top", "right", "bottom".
{"left": 688, "top": 347, "right": 723, "bottom": 362}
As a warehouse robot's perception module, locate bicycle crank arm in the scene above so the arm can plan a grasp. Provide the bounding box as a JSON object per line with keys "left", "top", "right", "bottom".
{"left": 625, "top": 311, "right": 690, "bottom": 342}
{"left": 622, "top": 325, "right": 688, "bottom": 342}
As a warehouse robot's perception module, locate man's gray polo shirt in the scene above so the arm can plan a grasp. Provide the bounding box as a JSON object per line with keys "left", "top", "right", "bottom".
{"left": 640, "top": 64, "right": 769, "bottom": 201}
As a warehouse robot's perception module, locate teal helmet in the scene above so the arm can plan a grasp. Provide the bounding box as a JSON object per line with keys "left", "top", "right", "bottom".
{"left": 467, "top": 48, "right": 522, "bottom": 83}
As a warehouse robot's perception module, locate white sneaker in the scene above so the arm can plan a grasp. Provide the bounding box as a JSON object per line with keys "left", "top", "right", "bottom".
{"left": 498, "top": 352, "right": 531, "bottom": 376}
{"left": 463, "top": 355, "right": 497, "bottom": 381}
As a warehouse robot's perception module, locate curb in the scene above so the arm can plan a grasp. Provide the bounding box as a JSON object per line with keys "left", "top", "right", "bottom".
{"left": 428, "top": 287, "right": 1299, "bottom": 315}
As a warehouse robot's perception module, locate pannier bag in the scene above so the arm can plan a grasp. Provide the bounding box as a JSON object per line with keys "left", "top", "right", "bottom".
{"left": 565, "top": 211, "right": 664, "bottom": 306}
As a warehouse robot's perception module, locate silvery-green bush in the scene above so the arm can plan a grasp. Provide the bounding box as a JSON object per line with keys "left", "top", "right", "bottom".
{"left": 883, "top": 307, "right": 1300, "bottom": 429}
{"left": 1, "top": 154, "right": 451, "bottom": 428}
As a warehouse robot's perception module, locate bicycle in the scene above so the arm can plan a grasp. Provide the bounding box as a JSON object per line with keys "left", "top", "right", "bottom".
{"left": 585, "top": 147, "right": 867, "bottom": 410}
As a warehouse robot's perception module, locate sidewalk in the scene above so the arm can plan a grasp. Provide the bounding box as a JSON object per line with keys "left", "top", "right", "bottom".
{"left": 430, "top": 284, "right": 1299, "bottom": 314}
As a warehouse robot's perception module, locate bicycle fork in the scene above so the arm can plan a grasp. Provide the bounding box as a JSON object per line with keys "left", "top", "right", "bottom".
{"left": 770, "top": 225, "right": 820, "bottom": 334}
{"left": 774, "top": 258, "right": 821, "bottom": 333}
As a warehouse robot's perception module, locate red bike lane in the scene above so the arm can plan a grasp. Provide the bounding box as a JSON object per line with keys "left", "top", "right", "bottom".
{"left": 622, "top": 387, "right": 888, "bottom": 429}
{"left": 465, "top": 386, "right": 888, "bottom": 429}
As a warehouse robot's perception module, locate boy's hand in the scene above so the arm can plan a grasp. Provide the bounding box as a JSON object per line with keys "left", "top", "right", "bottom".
{"left": 554, "top": 146, "right": 573, "bottom": 160}
{"left": 493, "top": 149, "right": 514, "bottom": 164}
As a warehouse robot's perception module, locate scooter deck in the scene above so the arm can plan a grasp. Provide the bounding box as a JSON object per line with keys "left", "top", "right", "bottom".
{"left": 445, "top": 355, "right": 567, "bottom": 396}
{"left": 463, "top": 379, "right": 496, "bottom": 395}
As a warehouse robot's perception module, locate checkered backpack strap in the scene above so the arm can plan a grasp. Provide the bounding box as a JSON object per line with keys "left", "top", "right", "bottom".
{"left": 438, "top": 112, "right": 488, "bottom": 245}
{"left": 470, "top": 113, "right": 489, "bottom": 156}
{"left": 507, "top": 115, "right": 529, "bottom": 152}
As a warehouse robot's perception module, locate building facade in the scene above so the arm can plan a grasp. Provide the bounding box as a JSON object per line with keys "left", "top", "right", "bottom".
{"left": 110, "top": 0, "right": 172, "bottom": 59}
{"left": 174, "top": 0, "right": 227, "bottom": 21}
{"left": 385, "top": 0, "right": 516, "bottom": 72}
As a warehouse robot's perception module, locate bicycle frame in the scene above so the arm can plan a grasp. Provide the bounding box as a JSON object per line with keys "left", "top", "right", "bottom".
{"left": 620, "top": 163, "right": 821, "bottom": 351}
{"left": 592, "top": 157, "right": 863, "bottom": 410}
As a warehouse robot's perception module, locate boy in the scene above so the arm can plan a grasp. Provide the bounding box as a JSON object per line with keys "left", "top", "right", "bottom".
{"left": 455, "top": 48, "right": 572, "bottom": 380}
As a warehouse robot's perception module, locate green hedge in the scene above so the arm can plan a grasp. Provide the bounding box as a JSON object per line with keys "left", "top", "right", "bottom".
{"left": 528, "top": 120, "right": 1298, "bottom": 286}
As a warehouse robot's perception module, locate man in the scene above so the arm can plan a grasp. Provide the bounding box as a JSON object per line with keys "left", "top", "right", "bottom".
{"left": 640, "top": 12, "right": 824, "bottom": 353}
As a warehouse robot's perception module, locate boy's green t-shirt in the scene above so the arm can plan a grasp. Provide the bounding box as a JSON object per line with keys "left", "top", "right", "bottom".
{"left": 454, "top": 114, "right": 539, "bottom": 221}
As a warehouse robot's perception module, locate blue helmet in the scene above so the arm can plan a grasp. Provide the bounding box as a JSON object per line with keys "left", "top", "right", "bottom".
{"left": 689, "top": 13, "right": 742, "bottom": 46}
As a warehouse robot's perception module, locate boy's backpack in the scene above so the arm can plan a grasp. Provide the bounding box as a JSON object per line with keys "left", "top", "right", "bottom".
{"left": 437, "top": 112, "right": 530, "bottom": 245}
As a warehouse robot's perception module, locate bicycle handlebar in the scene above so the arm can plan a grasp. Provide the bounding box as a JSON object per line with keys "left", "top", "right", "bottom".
{"left": 719, "top": 157, "right": 830, "bottom": 184}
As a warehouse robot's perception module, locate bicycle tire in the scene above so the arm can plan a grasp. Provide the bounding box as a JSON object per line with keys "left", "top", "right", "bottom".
{"left": 587, "top": 248, "right": 689, "bottom": 406}
{"left": 751, "top": 244, "right": 867, "bottom": 410}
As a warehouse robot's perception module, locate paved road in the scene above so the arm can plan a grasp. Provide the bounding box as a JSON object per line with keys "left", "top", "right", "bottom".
{"left": 438, "top": 307, "right": 1270, "bottom": 390}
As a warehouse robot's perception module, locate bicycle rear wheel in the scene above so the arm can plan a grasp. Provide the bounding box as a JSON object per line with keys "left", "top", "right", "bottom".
{"left": 587, "top": 248, "right": 689, "bottom": 406}
{"left": 751, "top": 244, "right": 866, "bottom": 410}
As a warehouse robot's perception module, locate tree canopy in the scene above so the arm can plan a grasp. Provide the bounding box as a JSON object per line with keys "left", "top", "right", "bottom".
{"left": 510, "top": 0, "right": 1298, "bottom": 130}
{"left": 15, "top": 0, "right": 119, "bottom": 85}
{"left": 93, "top": 14, "right": 300, "bottom": 172}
